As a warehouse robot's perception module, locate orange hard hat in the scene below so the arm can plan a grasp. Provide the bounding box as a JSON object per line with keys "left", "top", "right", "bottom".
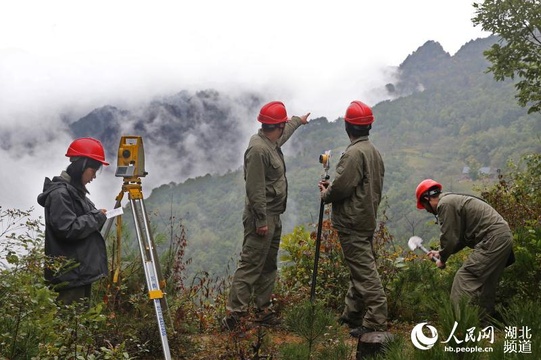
{"left": 257, "top": 101, "right": 288, "bottom": 124}
{"left": 344, "top": 100, "right": 374, "bottom": 125}
{"left": 415, "top": 179, "right": 442, "bottom": 209}
{"left": 65, "top": 137, "right": 109, "bottom": 165}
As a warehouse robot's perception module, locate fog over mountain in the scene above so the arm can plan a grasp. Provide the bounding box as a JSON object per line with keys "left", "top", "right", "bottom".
{"left": 0, "top": 49, "right": 397, "bottom": 214}
{"left": 70, "top": 89, "right": 268, "bottom": 203}
{"left": 0, "top": 88, "right": 268, "bottom": 212}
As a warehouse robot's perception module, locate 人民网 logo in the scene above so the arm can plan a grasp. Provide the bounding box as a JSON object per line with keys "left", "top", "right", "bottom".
{"left": 411, "top": 322, "right": 439, "bottom": 350}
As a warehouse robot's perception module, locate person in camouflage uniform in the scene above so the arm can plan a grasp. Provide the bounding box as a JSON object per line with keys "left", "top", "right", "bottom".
{"left": 319, "top": 101, "right": 388, "bottom": 337}
{"left": 415, "top": 179, "right": 514, "bottom": 318}
{"left": 222, "top": 101, "right": 310, "bottom": 330}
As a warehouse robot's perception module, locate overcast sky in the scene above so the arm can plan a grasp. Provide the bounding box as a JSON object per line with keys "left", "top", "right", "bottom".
{"left": 1, "top": 1, "right": 489, "bottom": 119}
{"left": 0, "top": 0, "right": 490, "bottom": 211}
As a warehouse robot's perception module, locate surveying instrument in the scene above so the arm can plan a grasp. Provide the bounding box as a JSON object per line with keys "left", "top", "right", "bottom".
{"left": 310, "top": 150, "right": 331, "bottom": 303}
{"left": 101, "top": 136, "right": 172, "bottom": 359}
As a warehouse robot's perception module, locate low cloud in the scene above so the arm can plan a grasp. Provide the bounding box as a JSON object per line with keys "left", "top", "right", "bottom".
{"left": 0, "top": 48, "right": 396, "bottom": 214}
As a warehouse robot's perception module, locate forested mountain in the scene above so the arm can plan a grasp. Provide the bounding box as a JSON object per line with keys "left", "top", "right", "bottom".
{"left": 69, "top": 35, "right": 541, "bottom": 277}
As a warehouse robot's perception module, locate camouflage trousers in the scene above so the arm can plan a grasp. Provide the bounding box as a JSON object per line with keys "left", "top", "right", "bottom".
{"left": 451, "top": 231, "right": 513, "bottom": 315}
{"left": 226, "top": 211, "right": 282, "bottom": 314}
{"left": 338, "top": 230, "right": 388, "bottom": 330}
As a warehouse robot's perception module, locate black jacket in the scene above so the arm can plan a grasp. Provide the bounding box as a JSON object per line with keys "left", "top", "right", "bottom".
{"left": 37, "top": 172, "right": 108, "bottom": 289}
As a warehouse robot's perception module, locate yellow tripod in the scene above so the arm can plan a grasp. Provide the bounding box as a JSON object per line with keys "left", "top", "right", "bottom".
{"left": 101, "top": 136, "right": 172, "bottom": 360}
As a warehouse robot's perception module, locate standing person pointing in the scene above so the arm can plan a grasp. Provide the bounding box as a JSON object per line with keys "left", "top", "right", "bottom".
{"left": 223, "top": 101, "right": 310, "bottom": 330}
{"left": 38, "top": 137, "right": 110, "bottom": 306}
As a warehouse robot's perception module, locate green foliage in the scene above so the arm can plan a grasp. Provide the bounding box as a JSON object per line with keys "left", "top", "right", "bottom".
{"left": 498, "top": 226, "right": 541, "bottom": 304}
{"left": 281, "top": 300, "right": 352, "bottom": 360}
{"left": 493, "top": 299, "right": 541, "bottom": 357}
{"left": 370, "top": 335, "right": 409, "bottom": 360}
{"left": 278, "top": 219, "right": 349, "bottom": 309}
{"left": 0, "top": 269, "right": 58, "bottom": 359}
{"left": 372, "top": 213, "right": 410, "bottom": 298}
{"left": 380, "top": 298, "right": 541, "bottom": 359}
{"left": 386, "top": 258, "right": 450, "bottom": 322}
{"left": 283, "top": 300, "right": 335, "bottom": 347}
{"left": 437, "top": 298, "right": 483, "bottom": 346}
{"left": 0, "top": 207, "right": 43, "bottom": 269}
{"left": 480, "top": 153, "right": 541, "bottom": 304}
{"left": 279, "top": 343, "right": 311, "bottom": 360}
{"left": 279, "top": 225, "right": 314, "bottom": 292}
{"left": 0, "top": 208, "right": 55, "bottom": 359}
{"left": 473, "top": 0, "right": 541, "bottom": 113}
{"left": 314, "top": 342, "right": 352, "bottom": 360}
{"left": 0, "top": 208, "right": 135, "bottom": 360}
{"left": 481, "top": 153, "right": 541, "bottom": 230}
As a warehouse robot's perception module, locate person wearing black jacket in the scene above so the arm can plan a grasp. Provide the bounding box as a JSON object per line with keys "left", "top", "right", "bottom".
{"left": 37, "top": 137, "right": 109, "bottom": 306}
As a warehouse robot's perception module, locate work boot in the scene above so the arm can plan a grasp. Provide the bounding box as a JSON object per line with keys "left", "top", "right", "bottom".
{"left": 349, "top": 326, "right": 377, "bottom": 338}
{"left": 253, "top": 309, "right": 281, "bottom": 327}
{"left": 221, "top": 312, "right": 245, "bottom": 331}
{"left": 338, "top": 315, "right": 362, "bottom": 329}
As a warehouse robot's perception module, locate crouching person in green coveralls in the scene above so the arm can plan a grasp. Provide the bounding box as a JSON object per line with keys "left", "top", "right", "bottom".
{"left": 415, "top": 179, "right": 514, "bottom": 320}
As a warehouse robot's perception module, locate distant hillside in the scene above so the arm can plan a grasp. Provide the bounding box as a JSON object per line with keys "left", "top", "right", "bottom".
{"left": 70, "top": 36, "right": 541, "bottom": 277}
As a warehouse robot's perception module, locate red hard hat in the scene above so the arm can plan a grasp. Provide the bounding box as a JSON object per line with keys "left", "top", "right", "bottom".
{"left": 344, "top": 100, "right": 374, "bottom": 125}
{"left": 65, "top": 137, "right": 109, "bottom": 165}
{"left": 415, "top": 179, "right": 442, "bottom": 209}
{"left": 257, "top": 101, "right": 288, "bottom": 124}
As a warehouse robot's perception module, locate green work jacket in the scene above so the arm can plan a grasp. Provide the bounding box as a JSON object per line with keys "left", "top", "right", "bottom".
{"left": 436, "top": 193, "right": 511, "bottom": 262}
{"left": 244, "top": 116, "right": 303, "bottom": 228}
{"left": 322, "top": 136, "right": 384, "bottom": 235}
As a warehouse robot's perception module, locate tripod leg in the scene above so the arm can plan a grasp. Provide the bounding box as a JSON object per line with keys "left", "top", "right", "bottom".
{"left": 131, "top": 198, "right": 172, "bottom": 360}
{"left": 138, "top": 198, "right": 174, "bottom": 326}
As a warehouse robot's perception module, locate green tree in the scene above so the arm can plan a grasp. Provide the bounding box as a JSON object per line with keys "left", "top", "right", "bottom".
{"left": 472, "top": 0, "right": 541, "bottom": 113}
